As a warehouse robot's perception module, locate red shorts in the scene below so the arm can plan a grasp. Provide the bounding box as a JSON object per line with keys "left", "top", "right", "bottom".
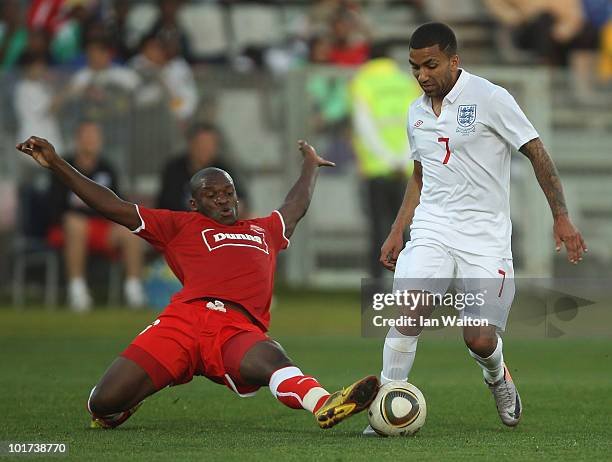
{"left": 47, "top": 217, "right": 115, "bottom": 256}
{"left": 121, "top": 299, "right": 269, "bottom": 396}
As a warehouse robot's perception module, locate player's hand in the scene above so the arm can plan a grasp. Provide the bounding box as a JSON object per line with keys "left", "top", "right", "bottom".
{"left": 298, "top": 140, "right": 336, "bottom": 168}
{"left": 380, "top": 228, "right": 404, "bottom": 271}
{"left": 553, "top": 214, "right": 587, "bottom": 264}
{"left": 16, "top": 136, "right": 60, "bottom": 169}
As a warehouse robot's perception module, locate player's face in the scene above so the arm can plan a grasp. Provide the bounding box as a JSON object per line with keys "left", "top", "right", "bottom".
{"left": 190, "top": 177, "right": 239, "bottom": 225}
{"left": 409, "top": 45, "right": 459, "bottom": 99}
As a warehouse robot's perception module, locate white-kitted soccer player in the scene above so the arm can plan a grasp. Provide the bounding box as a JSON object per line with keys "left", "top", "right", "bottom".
{"left": 365, "top": 22, "right": 587, "bottom": 434}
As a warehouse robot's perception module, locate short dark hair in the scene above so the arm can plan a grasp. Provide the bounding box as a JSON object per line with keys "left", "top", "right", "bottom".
{"left": 189, "top": 167, "right": 233, "bottom": 197}
{"left": 409, "top": 22, "right": 457, "bottom": 56}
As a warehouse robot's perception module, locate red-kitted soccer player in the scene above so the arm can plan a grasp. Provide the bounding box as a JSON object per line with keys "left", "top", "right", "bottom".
{"left": 16, "top": 136, "right": 379, "bottom": 430}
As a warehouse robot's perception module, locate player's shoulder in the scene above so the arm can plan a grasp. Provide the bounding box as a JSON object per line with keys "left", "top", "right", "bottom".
{"left": 464, "top": 72, "right": 510, "bottom": 100}
{"left": 141, "top": 206, "right": 199, "bottom": 223}
{"left": 247, "top": 210, "right": 279, "bottom": 225}
{"left": 407, "top": 95, "right": 427, "bottom": 126}
{"left": 408, "top": 94, "right": 426, "bottom": 113}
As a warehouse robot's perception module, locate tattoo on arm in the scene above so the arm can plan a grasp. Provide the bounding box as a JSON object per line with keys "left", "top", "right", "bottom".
{"left": 519, "top": 138, "right": 568, "bottom": 217}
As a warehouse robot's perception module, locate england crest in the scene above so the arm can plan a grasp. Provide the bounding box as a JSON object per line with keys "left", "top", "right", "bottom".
{"left": 457, "top": 104, "right": 476, "bottom": 128}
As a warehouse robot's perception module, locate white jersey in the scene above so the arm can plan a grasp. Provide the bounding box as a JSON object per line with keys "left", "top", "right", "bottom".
{"left": 407, "top": 69, "right": 538, "bottom": 258}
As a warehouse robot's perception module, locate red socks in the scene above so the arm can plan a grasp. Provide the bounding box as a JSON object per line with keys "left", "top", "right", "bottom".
{"left": 269, "top": 367, "right": 330, "bottom": 413}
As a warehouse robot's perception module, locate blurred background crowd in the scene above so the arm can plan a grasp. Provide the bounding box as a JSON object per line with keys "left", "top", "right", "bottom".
{"left": 1, "top": 0, "right": 612, "bottom": 310}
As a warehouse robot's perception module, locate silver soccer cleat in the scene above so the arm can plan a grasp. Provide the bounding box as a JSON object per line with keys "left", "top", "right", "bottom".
{"left": 487, "top": 364, "right": 522, "bottom": 427}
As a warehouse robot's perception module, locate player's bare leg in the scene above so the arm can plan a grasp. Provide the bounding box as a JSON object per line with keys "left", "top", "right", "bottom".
{"left": 109, "top": 224, "right": 145, "bottom": 308}
{"left": 238, "top": 338, "right": 378, "bottom": 429}
{"left": 464, "top": 325, "right": 522, "bottom": 427}
{"left": 63, "top": 212, "right": 92, "bottom": 311}
{"left": 87, "top": 357, "right": 159, "bottom": 429}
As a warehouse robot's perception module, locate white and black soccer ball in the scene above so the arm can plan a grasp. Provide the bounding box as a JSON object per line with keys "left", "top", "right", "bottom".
{"left": 367, "top": 381, "right": 427, "bottom": 436}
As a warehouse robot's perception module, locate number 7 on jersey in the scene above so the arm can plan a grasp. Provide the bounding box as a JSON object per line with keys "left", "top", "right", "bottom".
{"left": 437, "top": 137, "right": 451, "bottom": 164}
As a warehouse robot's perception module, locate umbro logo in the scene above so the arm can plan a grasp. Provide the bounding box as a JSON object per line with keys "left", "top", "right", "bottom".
{"left": 414, "top": 120, "right": 424, "bottom": 128}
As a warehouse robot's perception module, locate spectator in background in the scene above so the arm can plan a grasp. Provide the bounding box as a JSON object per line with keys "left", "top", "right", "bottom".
{"left": 130, "top": 35, "right": 169, "bottom": 110}
{"left": 14, "top": 52, "right": 64, "bottom": 163}
{"left": 0, "top": 0, "right": 28, "bottom": 70}
{"left": 157, "top": 123, "right": 249, "bottom": 216}
{"left": 160, "top": 30, "right": 198, "bottom": 126}
{"left": 145, "top": 0, "right": 192, "bottom": 63}
{"left": 50, "top": 0, "right": 101, "bottom": 66}
{"left": 349, "top": 44, "right": 421, "bottom": 279}
{"left": 17, "top": 28, "right": 54, "bottom": 66}
{"left": 328, "top": 8, "right": 370, "bottom": 67}
{"left": 484, "top": 0, "right": 599, "bottom": 67}
{"left": 129, "top": 33, "right": 197, "bottom": 171}
{"left": 105, "top": 0, "right": 138, "bottom": 63}
{"left": 27, "top": 0, "right": 65, "bottom": 35}
{"left": 131, "top": 31, "right": 197, "bottom": 127}
{"left": 63, "top": 37, "right": 140, "bottom": 121}
{"left": 306, "top": 34, "right": 354, "bottom": 171}
{"left": 47, "top": 121, "right": 145, "bottom": 311}
{"left": 308, "top": 35, "right": 350, "bottom": 132}
{"left": 308, "top": 0, "right": 356, "bottom": 36}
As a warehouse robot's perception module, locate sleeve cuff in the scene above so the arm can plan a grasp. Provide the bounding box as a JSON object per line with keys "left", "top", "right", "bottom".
{"left": 130, "top": 204, "right": 146, "bottom": 234}
{"left": 516, "top": 133, "right": 539, "bottom": 151}
{"left": 273, "top": 210, "right": 290, "bottom": 248}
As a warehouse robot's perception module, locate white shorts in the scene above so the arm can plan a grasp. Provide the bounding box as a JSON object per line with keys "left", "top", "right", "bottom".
{"left": 393, "top": 238, "right": 515, "bottom": 331}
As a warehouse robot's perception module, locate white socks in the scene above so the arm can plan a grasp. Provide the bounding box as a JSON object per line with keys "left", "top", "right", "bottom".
{"left": 381, "top": 327, "right": 419, "bottom": 384}
{"left": 381, "top": 328, "right": 505, "bottom": 386}
{"left": 124, "top": 277, "right": 145, "bottom": 309}
{"left": 68, "top": 278, "right": 92, "bottom": 312}
{"left": 469, "top": 335, "right": 504, "bottom": 384}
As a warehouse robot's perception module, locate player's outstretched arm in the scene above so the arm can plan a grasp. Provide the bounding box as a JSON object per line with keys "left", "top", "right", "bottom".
{"left": 380, "top": 161, "right": 422, "bottom": 271}
{"left": 277, "top": 140, "right": 335, "bottom": 239}
{"left": 519, "top": 138, "right": 587, "bottom": 264}
{"left": 16, "top": 136, "right": 141, "bottom": 230}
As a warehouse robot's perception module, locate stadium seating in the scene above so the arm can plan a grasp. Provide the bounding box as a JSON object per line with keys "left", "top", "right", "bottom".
{"left": 11, "top": 181, "right": 59, "bottom": 308}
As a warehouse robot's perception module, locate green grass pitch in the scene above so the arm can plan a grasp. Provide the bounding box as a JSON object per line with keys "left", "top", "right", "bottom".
{"left": 1, "top": 290, "right": 610, "bottom": 461}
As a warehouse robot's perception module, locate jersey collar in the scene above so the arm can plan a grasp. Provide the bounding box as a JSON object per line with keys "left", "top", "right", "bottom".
{"left": 444, "top": 68, "right": 470, "bottom": 104}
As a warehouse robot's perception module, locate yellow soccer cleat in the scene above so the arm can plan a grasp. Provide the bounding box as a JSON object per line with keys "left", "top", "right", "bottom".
{"left": 90, "top": 402, "right": 143, "bottom": 429}
{"left": 315, "top": 375, "right": 379, "bottom": 429}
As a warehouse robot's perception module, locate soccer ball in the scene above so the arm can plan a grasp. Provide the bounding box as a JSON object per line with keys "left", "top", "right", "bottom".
{"left": 367, "top": 381, "right": 427, "bottom": 436}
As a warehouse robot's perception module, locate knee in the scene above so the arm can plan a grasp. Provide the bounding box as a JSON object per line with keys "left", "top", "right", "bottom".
{"left": 239, "top": 340, "right": 293, "bottom": 385}
{"left": 258, "top": 341, "right": 294, "bottom": 379}
{"left": 464, "top": 335, "right": 497, "bottom": 358}
{"left": 394, "top": 324, "right": 423, "bottom": 337}
{"left": 88, "top": 385, "right": 123, "bottom": 416}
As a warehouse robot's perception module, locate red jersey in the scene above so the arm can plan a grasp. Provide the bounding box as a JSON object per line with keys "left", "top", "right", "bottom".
{"left": 133, "top": 206, "right": 289, "bottom": 330}
{"left": 329, "top": 42, "right": 370, "bottom": 67}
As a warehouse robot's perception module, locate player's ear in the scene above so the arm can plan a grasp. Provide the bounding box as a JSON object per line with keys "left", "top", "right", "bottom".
{"left": 189, "top": 198, "right": 198, "bottom": 211}
{"left": 450, "top": 54, "right": 460, "bottom": 71}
